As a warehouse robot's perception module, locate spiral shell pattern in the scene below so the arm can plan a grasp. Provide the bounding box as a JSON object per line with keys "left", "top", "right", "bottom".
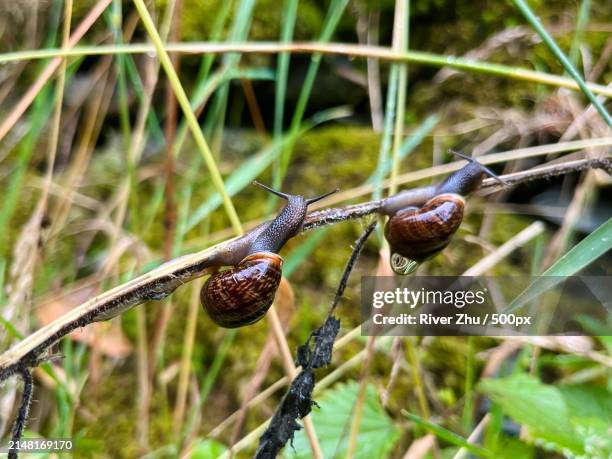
{"left": 201, "top": 252, "right": 283, "bottom": 328}
{"left": 384, "top": 193, "right": 465, "bottom": 263}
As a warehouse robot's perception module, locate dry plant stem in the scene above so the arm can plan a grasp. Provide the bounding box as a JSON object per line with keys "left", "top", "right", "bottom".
{"left": 154, "top": 0, "right": 182, "bottom": 378}
{"left": 4, "top": 42, "right": 612, "bottom": 98}
{"left": 345, "top": 334, "right": 376, "bottom": 459}
{"left": 0, "top": 0, "right": 113, "bottom": 143}
{"left": 240, "top": 78, "right": 267, "bottom": 135}
{"left": 354, "top": 4, "right": 383, "bottom": 131}
{"left": 402, "top": 434, "right": 436, "bottom": 459}
{"left": 266, "top": 307, "right": 323, "bottom": 459}
{"left": 43, "top": 0, "right": 73, "bottom": 211}
{"left": 49, "top": 59, "right": 115, "bottom": 237}
{"left": 499, "top": 336, "right": 612, "bottom": 367}
{"left": 173, "top": 279, "right": 201, "bottom": 435}
{"left": 136, "top": 305, "right": 150, "bottom": 452}
{"left": 0, "top": 158, "right": 610, "bottom": 381}
{"left": 462, "top": 221, "right": 546, "bottom": 276}
{"left": 451, "top": 414, "right": 490, "bottom": 459}
{"left": 162, "top": 0, "right": 182, "bottom": 255}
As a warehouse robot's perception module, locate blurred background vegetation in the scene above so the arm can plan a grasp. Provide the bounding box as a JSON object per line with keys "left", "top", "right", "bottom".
{"left": 0, "top": 0, "right": 610, "bottom": 457}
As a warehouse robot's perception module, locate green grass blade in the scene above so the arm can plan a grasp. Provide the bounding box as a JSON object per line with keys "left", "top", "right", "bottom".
{"left": 390, "top": 0, "right": 410, "bottom": 196}
{"left": 177, "top": 0, "right": 233, "bottom": 148}
{"left": 204, "top": 0, "right": 257, "bottom": 140}
{"left": 195, "top": 0, "right": 233, "bottom": 84}
{"left": 173, "top": 68, "right": 275, "bottom": 158}
{"left": 273, "top": 0, "right": 299, "bottom": 190}
{"left": 280, "top": 0, "right": 350, "bottom": 178}
{"left": 512, "top": 0, "right": 611, "bottom": 125}
{"left": 372, "top": 65, "right": 398, "bottom": 202}
{"left": 185, "top": 106, "right": 351, "bottom": 231}
{"left": 123, "top": 52, "right": 165, "bottom": 145}
{"left": 132, "top": 0, "right": 243, "bottom": 234}
{"left": 368, "top": 114, "right": 438, "bottom": 186}
{"left": 505, "top": 217, "right": 612, "bottom": 313}
{"left": 402, "top": 410, "right": 495, "bottom": 458}
{"left": 569, "top": 0, "right": 592, "bottom": 67}
{"left": 106, "top": 0, "right": 131, "bottom": 149}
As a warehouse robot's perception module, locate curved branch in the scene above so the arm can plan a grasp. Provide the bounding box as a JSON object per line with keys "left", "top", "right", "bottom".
{"left": 0, "top": 156, "right": 610, "bottom": 381}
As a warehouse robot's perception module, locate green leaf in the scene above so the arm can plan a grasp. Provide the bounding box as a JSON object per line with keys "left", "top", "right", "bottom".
{"left": 191, "top": 439, "right": 228, "bottom": 459}
{"left": 402, "top": 411, "right": 495, "bottom": 458}
{"left": 288, "top": 382, "right": 399, "bottom": 459}
{"left": 505, "top": 217, "right": 612, "bottom": 313}
{"left": 493, "top": 435, "right": 536, "bottom": 459}
{"left": 559, "top": 385, "right": 612, "bottom": 424}
{"left": 480, "top": 374, "right": 612, "bottom": 457}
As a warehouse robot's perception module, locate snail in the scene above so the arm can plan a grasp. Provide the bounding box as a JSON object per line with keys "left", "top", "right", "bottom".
{"left": 200, "top": 182, "right": 338, "bottom": 328}
{"left": 381, "top": 151, "right": 505, "bottom": 275}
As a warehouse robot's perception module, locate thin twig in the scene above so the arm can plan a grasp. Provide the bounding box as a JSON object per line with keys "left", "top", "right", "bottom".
{"left": 0, "top": 157, "right": 610, "bottom": 382}
{"left": 8, "top": 368, "right": 33, "bottom": 459}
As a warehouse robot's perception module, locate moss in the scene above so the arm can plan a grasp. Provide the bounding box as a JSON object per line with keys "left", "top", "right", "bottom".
{"left": 158, "top": 0, "right": 324, "bottom": 42}
{"left": 76, "top": 370, "right": 173, "bottom": 458}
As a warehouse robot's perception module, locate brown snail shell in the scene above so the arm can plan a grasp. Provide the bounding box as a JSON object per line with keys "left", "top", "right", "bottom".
{"left": 384, "top": 193, "right": 465, "bottom": 273}
{"left": 201, "top": 252, "right": 283, "bottom": 328}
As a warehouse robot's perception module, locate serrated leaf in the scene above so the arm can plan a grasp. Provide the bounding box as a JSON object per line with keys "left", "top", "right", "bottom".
{"left": 480, "top": 374, "right": 612, "bottom": 457}
{"left": 286, "top": 382, "right": 399, "bottom": 459}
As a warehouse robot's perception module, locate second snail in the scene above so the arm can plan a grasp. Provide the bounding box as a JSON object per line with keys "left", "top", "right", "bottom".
{"left": 381, "top": 151, "right": 505, "bottom": 275}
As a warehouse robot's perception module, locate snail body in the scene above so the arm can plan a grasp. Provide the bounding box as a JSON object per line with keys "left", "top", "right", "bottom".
{"left": 200, "top": 182, "right": 337, "bottom": 328}
{"left": 382, "top": 151, "right": 504, "bottom": 274}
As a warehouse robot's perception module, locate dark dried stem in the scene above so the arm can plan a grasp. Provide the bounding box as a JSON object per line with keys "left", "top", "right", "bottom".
{"left": 8, "top": 368, "right": 33, "bottom": 459}
{"left": 330, "top": 220, "right": 378, "bottom": 314}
